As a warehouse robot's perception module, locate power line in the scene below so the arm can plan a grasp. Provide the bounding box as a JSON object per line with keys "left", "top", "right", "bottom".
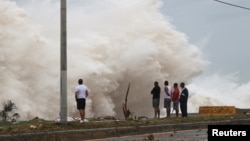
{"left": 214, "top": 0, "right": 250, "bottom": 11}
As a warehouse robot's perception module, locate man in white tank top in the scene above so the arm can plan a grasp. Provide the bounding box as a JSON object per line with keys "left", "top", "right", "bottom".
{"left": 75, "top": 78, "right": 89, "bottom": 123}
{"left": 163, "top": 80, "right": 171, "bottom": 118}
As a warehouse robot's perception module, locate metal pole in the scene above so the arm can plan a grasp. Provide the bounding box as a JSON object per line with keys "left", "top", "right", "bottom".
{"left": 60, "top": 0, "right": 67, "bottom": 124}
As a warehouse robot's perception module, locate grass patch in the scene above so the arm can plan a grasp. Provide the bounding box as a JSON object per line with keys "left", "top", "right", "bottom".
{"left": 0, "top": 114, "right": 249, "bottom": 135}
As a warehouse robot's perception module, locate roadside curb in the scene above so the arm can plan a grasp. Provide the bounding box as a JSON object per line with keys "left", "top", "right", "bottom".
{"left": 0, "top": 118, "right": 249, "bottom": 141}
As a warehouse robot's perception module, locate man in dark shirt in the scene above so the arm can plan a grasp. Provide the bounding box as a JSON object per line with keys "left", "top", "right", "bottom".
{"left": 180, "top": 82, "right": 189, "bottom": 117}
{"left": 151, "top": 81, "right": 161, "bottom": 118}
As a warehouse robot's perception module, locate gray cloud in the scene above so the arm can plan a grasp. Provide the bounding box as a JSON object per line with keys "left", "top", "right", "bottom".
{"left": 161, "top": 0, "right": 250, "bottom": 82}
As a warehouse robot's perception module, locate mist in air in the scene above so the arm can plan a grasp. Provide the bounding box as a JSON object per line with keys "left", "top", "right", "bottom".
{"left": 0, "top": 0, "right": 249, "bottom": 120}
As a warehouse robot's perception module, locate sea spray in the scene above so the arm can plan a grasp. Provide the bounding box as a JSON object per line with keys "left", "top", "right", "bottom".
{"left": 5, "top": 0, "right": 249, "bottom": 120}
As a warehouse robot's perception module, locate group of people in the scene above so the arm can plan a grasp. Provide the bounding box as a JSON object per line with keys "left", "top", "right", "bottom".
{"left": 150, "top": 81, "right": 189, "bottom": 118}
{"left": 74, "top": 78, "right": 189, "bottom": 123}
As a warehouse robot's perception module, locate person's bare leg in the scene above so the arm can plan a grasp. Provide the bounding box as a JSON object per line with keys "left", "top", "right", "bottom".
{"left": 82, "top": 110, "right": 85, "bottom": 120}
{"left": 157, "top": 108, "right": 160, "bottom": 118}
{"left": 166, "top": 109, "right": 167, "bottom": 118}
{"left": 154, "top": 108, "right": 157, "bottom": 118}
{"left": 79, "top": 110, "right": 84, "bottom": 120}
{"left": 167, "top": 108, "right": 170, "bottom": 117}
{"left": 79, "top": 110, "right": 82, "bottom": 120}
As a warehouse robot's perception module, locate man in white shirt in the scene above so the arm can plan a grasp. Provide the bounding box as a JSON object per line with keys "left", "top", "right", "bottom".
{"left": 75, "top": 78, "right": 89, "bottom": 123}
{"left": 164, "top": 80, "right": 171, "bottom": 118}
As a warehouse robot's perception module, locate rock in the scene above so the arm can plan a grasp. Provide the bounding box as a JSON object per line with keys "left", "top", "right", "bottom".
{"left": 55, "top": 117, "right": 76, "bottom": 123}
{"left": 29, "top": 125, "right": 37, "bottom": 129}
{"left": 138, "top": 116, "right": 148, "bottom": 121}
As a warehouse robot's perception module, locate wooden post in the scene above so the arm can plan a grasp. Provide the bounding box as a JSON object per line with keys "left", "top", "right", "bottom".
{"left": 122, "top": 83, "right": 131, "bottom": 119}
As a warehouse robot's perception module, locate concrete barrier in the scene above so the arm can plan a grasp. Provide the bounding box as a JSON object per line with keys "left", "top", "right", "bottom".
{"left": 199, "top": 106, "right": 236, "bottom": 115}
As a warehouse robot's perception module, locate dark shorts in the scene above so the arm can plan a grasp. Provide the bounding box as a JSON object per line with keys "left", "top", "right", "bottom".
{"left": 153, "top": 98, "right": 160, "bottom": 108}
{"left": 173, "top": 100, "right": 179, "bottom": 111}
{"left": 164, "top": 98, "right": 171, "bottom": 109}
{"left": 77, "top": 98, "right": 86, "bottom": 110}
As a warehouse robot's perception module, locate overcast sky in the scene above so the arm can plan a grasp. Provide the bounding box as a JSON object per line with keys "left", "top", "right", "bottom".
{"left": 161, "top": 0, "right": 250, "bottom": 83}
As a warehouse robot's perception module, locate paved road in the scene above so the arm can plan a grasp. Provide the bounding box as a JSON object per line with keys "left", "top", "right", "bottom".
{"left": 86, "top": 129, "right": 208, "bottom": 141}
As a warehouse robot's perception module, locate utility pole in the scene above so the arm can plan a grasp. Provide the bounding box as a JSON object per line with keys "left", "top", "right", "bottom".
{"left": 60, "top": 0, "right": 67, "bottom": 124}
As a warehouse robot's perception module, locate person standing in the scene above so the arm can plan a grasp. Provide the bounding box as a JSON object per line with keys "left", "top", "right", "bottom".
{"left": 180, "top": 82, "right": 189, "bottom": 117}
{"left": 171, "top": 83, "right": 180, "bottom": 117}
{"left": 163, "top": 80, "right": 171, "bottom": 118}
{"left": 75, "top": 78, "right": 89, "bottom": 123}
{"left": 151, "top": 81, "right": 161, "bottom": 119}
